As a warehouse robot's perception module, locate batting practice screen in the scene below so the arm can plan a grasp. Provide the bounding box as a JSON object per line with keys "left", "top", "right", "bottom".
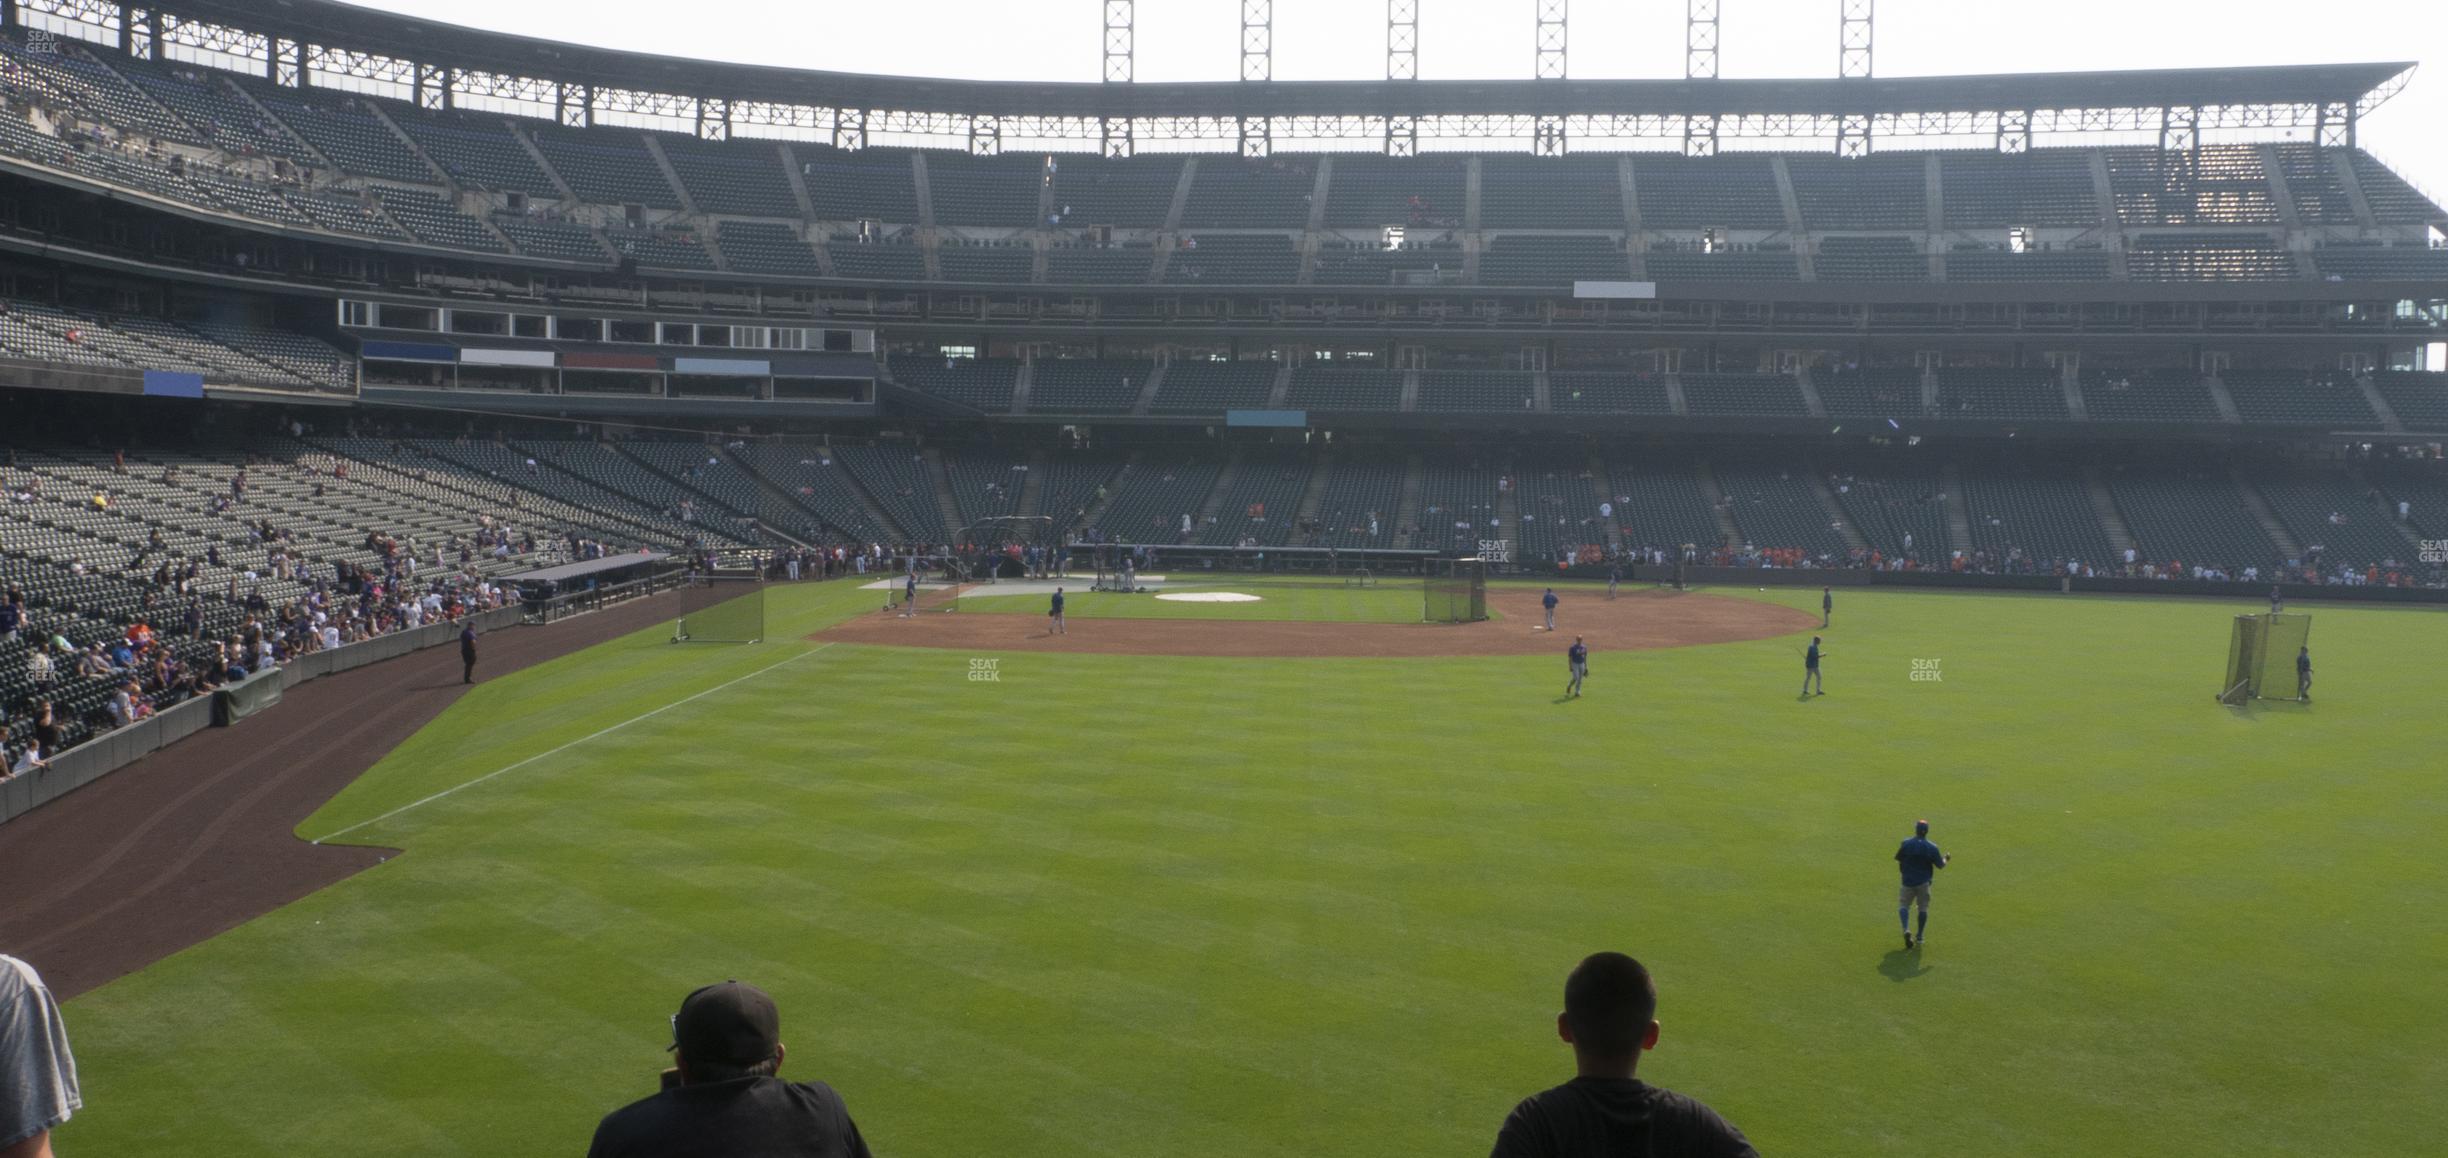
{"left": 2220, "top": 612, "right": 2309, "bottom": 702}
{"left": 673, "top": 578, "right": 765, "bottom": 643}
{"left": 1424, "top": 558, "right": 1488, "bottom": 623}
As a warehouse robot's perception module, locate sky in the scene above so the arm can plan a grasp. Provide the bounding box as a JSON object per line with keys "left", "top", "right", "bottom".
{"left": 340, "top": 0, "right": 2448, "bottom": 198}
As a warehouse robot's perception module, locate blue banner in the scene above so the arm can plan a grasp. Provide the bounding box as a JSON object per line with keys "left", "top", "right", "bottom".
{"left": 141, "top": 370, "right": 204, "bottom": 398}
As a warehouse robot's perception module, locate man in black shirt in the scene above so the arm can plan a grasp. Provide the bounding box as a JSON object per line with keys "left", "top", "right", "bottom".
{"left": 1490, "top": 952, "right": 1757, "bottom": 1158}
{"left": 588, "top": 981, "right": 873, "bottom": 1158}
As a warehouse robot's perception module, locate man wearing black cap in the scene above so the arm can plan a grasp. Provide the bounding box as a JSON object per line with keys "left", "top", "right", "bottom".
{"left": 586, "top": 981, "right": 873, "bottom": 1158}
{"left": 1490, "top": 952, "right": 1757, "bottom": 1157}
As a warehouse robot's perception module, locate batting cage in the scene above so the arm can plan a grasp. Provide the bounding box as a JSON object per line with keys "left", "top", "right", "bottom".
{"left": 1424, "top": 557, "right": 1489, "bottom": 623}
{"left": 2218, "top": 612, "right": 2310, "bottom": 703}
{"left": 958, "top": 516, "right": 1058, "bottom": 582}
{"left": 672, "top": 576, "right": 765, "bottom": 643}
{"left": 884, "top": 555, "right": 971, "bottom": 616}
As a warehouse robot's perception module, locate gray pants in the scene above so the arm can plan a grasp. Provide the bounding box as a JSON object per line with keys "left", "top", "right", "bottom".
{"left": 1545, "top": 608, "right": 1556, "bottom": 630}
{"left": 1567, "top": 660, "right": 1586, "bottom": 696}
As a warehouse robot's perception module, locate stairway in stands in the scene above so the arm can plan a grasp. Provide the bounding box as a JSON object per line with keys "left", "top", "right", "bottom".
{"left": 1293, "top": 457, "right": 1334, "bottom": 544}
{"left": 1586, "top": 452, "right": 1621, "bottom": 551}
{"left": 1940, "top": 464, "right": 1975, "bottom": 554}
{"left": 1015, "top": 450, "right": 1050, "bottom": 518}
{"left": 1392, "top": 455, "right": 1426, "bottom": 549}
{"left": 2080, "top": 467, "right": 2138, "bottom": 559}
{"left": 1694, "top": 464, "right": 1744, "bottom": 547}
{"left": 2230, "top": 469, "right": 2304, "bottom": 558}
{"left": 1808, "top": 471, "right": 1869, "bottom": 553}
{"left": 919, "top": 449, "right": 967, "bottom": 539}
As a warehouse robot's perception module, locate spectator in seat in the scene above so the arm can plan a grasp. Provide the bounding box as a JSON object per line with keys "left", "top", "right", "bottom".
{"left": 1490, "top": 952, "right": 1756, "bottom": 1158}
{"left": 587, "top": 981, "right": 872, "bottom": 1158}
{"left": 0, "top": 954, "right": 83, "bottom": 1157}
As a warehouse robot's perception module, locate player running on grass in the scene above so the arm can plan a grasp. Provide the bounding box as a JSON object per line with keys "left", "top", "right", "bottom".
{"left": 1801, "top": 636, "right": 1826, "bottom": 696}
{"left": 1895, "top": 819, "right": 1950, "bottom": 949}
{"left": 1565, "top": 635, "right": 1588, "bottom": 698}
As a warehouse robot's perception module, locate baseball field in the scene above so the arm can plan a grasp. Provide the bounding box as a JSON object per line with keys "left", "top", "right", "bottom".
{"left": 52, "top": 579, "right": 2448, "bottom": 1156}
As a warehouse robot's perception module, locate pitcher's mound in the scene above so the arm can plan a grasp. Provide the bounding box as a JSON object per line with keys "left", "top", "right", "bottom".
{"left": 815, "top": 587, "right": 1813, "bottom": 658}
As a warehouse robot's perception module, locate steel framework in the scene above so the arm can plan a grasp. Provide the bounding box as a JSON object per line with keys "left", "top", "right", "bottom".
{"left": 1535, "top": 0, "right": 1568, "bottom": 81}
{"left": 1387, "top": 0, "right": 1417, "bottom": 81}
{"left": 7, "top": 0, "right": 2412, "bottom": 157}
{"left": 1686, "top": 0, "right": 1719, "bottom": 80}
{"left": 1840, "top": 0, "right": 1873, "bottom": 79}
{"left": 1103, "top": 0, "right": 1132, "bottom": 84}
{"left": 1240, "top": 0, "right": 1270, "bottom": 82}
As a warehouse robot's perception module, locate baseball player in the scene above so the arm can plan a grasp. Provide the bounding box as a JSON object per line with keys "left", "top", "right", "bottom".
{"left": 1895, "top": 819, "right": 1951, "bottom": 949}
{"left": 1050, "top": 586, "right": 1066, "bottom": 636}
{"left": 1542, "top": 587, "right": 1559, "bottom": 632}
{"left": 1801, "top": 636, "right": 1826, "bottom": 697}
{"left": 1606, "top": 563, "right": 1621, "bottom": 600}
{"left": 901, "top": 570, "right": 918, "bottom": 618}
{"left": 2295, "top": 644, "right": 2311, "bottom": 701}
{"left": 1565, "top": 635, "right": 1588, "bottom": 698}
{"left": 1820, "top": 585, "right": 1833, "bottom": 628}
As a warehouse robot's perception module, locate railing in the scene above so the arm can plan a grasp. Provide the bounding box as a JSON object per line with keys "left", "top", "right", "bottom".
{"left": 0, "top": 603, "right": 526, "bottom": 827}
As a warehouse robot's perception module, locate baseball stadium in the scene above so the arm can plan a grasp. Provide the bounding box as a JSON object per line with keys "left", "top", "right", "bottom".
{"left": 0, "top": 0, "right": 2443, "bottom": 1154}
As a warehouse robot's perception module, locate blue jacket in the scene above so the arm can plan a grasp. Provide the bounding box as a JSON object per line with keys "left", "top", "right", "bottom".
{"left": 1895, "top": 837, "right": 1946, "bottom": 886}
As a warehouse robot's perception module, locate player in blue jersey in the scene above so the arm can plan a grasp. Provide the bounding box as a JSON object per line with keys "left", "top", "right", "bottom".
{"left": 1542, "top": 587, "right": 1559, "bottom": 632}
{"left": 2295, "top": 644, "right": 2311, "bottom": 701}
{"left": 901, "top": 570, "right": 918, "bottom": 618}
{"left": 1049, "top": 586, "right": 1066, "bottom": 636}
{"left": 1801, "top": 636, "right": 1826, "bottom": 697}
{"left": 1565, "top": 635, "right": 1588, "bottom": 699}
{"left": 1895, "top": 819, "right": 1950, "bottom": 949}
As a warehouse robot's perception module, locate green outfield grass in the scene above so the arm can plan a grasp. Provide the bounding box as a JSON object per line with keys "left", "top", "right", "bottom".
{"left": 952, "top": 572, "right": 1451, "bottom": 623}
{"left": 58, "top": 582, "right": 2448, "bottom": 1156}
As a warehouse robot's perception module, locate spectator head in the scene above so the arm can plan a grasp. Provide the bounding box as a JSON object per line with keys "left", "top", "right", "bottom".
{"left": 669, "top": 981, "right": 785, "bottom": 1085}
{"left": 1557, "top": 952, "right": 1660, "bottom": 1070}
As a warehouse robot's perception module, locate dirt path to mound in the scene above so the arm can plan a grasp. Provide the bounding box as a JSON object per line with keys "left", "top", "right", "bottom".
{"left": 815, "top": 586, "right": 1815, "bottom": 658}
{"left": 0, "top": 582, "right": 741, "bottom": 1000}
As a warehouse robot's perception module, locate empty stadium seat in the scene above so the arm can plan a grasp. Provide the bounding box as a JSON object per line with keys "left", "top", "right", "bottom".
{"left": 1150, "top": 361, "right": 1277, "bottom": 415}
{"left": 2220, "top": 369, "right": 2380, "bottom": 426}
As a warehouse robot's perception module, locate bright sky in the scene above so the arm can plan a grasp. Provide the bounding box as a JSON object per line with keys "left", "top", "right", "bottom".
{"left": 342, "top": 0, "right": 2448, "bottom": 198}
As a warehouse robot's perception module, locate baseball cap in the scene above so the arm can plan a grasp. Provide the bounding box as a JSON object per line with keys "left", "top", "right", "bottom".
{"left": 669, "top": 981, "right": 781, "bottom": 1065}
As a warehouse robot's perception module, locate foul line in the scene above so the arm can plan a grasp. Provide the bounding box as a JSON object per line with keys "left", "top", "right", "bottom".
{"left": 310, "top": 644, "right": 833, "bottom": 846}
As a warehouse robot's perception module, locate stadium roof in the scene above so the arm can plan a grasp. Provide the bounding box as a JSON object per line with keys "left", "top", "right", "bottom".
{"left": 183, "top": 1, "right": 2412, "bottom": 119}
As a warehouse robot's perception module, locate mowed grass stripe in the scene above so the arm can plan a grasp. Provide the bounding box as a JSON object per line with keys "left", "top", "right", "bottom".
{"left": 60, "top": 583, "right": 2448, "bottom": 1156}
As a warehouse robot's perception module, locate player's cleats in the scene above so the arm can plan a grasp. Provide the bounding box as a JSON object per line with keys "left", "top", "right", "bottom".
{"left": 1903, "top": 933, "right": 1914, "bottom": 949}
